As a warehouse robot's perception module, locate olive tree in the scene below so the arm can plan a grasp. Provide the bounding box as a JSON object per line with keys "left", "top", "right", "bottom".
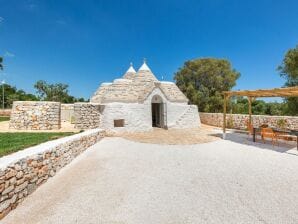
{"left": 174, "top": 58, "right": 240, "bottom": 112}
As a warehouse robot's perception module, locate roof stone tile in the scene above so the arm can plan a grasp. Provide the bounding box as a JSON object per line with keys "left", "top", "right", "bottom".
{"left": 90, "top": 63, "right": 189, "bottom": 104}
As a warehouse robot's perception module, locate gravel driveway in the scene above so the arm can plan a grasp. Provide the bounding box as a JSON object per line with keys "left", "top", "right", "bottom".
{"left": 3, "top": 137, "right": 298, "bottom": 224}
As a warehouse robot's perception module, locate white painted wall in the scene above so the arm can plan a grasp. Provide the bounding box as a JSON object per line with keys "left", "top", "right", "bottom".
{"left": 100, "top": 103, "right": 152, "bottom": 132}
{"left": 170, "top": 105, "right": 201, "bottom": 129}
{"left": 144, "top": 88, "right": 200, "bottom": 129}
{"left": 100, "top": 87, "right": 201, "bottom": 132}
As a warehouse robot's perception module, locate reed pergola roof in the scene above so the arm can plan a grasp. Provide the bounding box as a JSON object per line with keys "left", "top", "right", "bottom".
{"left": 222, "top": 86, "right": 298, "bottom": 138}
{"left": 223, "top": 86, "right": 298, "bottom": 98}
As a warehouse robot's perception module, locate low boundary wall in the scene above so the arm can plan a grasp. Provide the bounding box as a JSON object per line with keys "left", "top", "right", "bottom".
{"left": 0, "top": 109, "right": 11, "bottom": 117}
{"left": 74, "top": 103, "right": 101, "bottom": 129}
{"left": 61, "top": 104, "right": 74, "bottom": 123}
{"left": 9, "top": 101, "right": 61, "bottom": 130}
{"left": 199, "top": 112, "right": 298, "bottom": 130}
{"left": 0, "top": 129, "right": 105, "bottom": 219}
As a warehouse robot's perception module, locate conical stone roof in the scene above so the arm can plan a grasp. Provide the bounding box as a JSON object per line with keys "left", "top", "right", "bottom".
{"left": 90, "top": 61, "right": 189, "bottom": 104}
{"left": 123, "top": 63, "right": 136, "bottom": 80}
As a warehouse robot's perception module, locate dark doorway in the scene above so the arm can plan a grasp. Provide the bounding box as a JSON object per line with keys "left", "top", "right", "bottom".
{"left": 152, "top": 103, "right": 162, "bottom": 127}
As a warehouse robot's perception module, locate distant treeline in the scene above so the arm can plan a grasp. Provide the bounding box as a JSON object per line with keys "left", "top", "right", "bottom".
{"left": 229, "top": 97, "right": 290, "bottom": 116}
{"left": 0, "top": 80, "right": 87, "bottom": 109}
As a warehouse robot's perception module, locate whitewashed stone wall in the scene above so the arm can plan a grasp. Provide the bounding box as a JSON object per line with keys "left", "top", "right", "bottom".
{"left": 100, "top": 103, "right": 151, "bottom": 132}
{"left": 61, "top": 104, "right": 74, "bottom": 122}
{"left": 200, "top": 112, "right": 298, "bottom": 130}
{"left": 74, "top": 103, "right": 101, "bottom": 129}
{"left": 167, "top": 103, "right": 200, "bottom": 129}
{"left": 0, "top": 129, "right": 105, "bottom": 220}
{"left": 100, "top": 88, "right": 163, "bottom": 132}
{"left": 100, "top": 87, "right": 201, "bottom": 132}
{"left": 169, "top": 105, "right": 201, "bottom": 129}
{"left": 9, "top": 101, "right": 61, "bottom": 130}
{"left": 146, "top": 88, "right": 200, "bottom": 129}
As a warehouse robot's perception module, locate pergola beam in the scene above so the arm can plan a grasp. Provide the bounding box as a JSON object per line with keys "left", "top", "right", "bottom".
{"left": 222, "top": 86, "right": 298, "bottom": 139}
{"left": 223, "top": 86, "right": 298, "bottom": 98}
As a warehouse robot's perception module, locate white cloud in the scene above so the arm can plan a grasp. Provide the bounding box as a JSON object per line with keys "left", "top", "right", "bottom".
{"left": 4, "top": 51, "right": 15, "bottom": 58}
{"left": 0, "top": 17, "right": 4, "bottom": 24}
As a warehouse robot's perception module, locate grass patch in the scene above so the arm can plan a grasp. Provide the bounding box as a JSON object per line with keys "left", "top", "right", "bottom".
{"left": 0, "top": 132, "right": 75, "bottom": 157}
{"left": 0, "top": 116, "right": 10, "bottom": 122}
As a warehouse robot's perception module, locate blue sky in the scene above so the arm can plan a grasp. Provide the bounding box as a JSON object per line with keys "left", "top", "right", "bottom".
{"left": 0, "top": 0, "right": 298, "bottom": 100}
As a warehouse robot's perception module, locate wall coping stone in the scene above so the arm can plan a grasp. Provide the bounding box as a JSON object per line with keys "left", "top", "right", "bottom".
{"left": 199, "top": 112, "right": 298, "bottom": 130}
{"left": 0, "top": 129, "right": 104, "bottom": 170}
{"left": 12, "top": 101, "right": 59, "bottom": 103}
{"left": 199, "top": 112, "right": 298, "bottom": 119}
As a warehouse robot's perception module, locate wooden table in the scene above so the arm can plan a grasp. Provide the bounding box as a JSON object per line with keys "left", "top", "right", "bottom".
{"left": 253, "top": 128, "right": 298, "bottom": 150}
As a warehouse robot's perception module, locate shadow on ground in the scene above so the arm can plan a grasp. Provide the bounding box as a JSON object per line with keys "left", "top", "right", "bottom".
{"left": 210, "top": 132, "right": 297, "bottom": 156}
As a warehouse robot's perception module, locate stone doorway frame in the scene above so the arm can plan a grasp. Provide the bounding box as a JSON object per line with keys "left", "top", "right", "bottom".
{"left": 151, "top": 95, "right": 165, "bottom": 128}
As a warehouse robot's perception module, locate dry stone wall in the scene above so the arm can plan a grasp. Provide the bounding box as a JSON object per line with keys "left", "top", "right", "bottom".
{"left": 9, "top": 101, "right": 61, "bottom": 130}
{"left": 0, "top": 109, "right": 11, "bottom": 117}
{"left": 199, "top": 112, "right": 298, "bottom": 130}
{"left": 74, "top": 103, "right": 101, "bottom": 129}
{"left": 0, "top": 129, "right": 105, "bottom": 220}
{"left": 61, "top": 104, "right": 74, "bottom": 122}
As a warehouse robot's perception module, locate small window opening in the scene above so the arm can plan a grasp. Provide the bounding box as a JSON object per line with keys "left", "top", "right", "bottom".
{"left": 114, "top": 119, "right": 125, "bottom": 127}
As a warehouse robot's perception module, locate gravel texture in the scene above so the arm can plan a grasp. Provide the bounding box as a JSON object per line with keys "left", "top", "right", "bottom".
{"left": 2, "top": 136, "right": 298, "bottom": 224}
{"left": 110, "top": 125, "right": 219, "bottom": 145}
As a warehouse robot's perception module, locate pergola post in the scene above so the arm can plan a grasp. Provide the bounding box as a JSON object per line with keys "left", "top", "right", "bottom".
{"left": 221, "top": 87, "right": 298, "bottom": 142}
{"left": 223, "top": 94, "right": 228, "bottom": 139}
{"left": 248, "top": 96, "right": 252, "bottom": 125}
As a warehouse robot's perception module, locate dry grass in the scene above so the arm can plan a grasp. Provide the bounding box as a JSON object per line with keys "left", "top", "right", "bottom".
{"left": 110, "top": 124, "right": 220, "bottom": 145}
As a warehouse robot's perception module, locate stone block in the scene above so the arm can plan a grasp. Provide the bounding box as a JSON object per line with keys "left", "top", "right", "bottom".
{"left": 9, "top": 101, "right": 61, "bottom": 130}
{"left": 0, "top": 129, "right": 105, "bottom": 220}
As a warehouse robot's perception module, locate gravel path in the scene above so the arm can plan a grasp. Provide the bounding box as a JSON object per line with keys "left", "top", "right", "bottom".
{"left": 3, "top": 137, "right": 298, "bottom": 224}
{"left": 111, "top": 125, "right": 220, "bottom": 145}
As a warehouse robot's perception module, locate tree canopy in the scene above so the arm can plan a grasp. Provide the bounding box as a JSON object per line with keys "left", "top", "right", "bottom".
{"left": 230, "top": 96, "right": 286, "bottom": 116}
{"left": 0, "top": 81, "right": 86, "bottom": 108}
{"left": 34, "top": 80, "right": 86, "bottom": 103}
{"left": 277, "top": 45, "right": 298, "bottom": 115}
{"left": 0, "top": 83, "right": 39, "bottom": 108}
{"left": 174, "top": 58, "right": 240, "bottom": 112}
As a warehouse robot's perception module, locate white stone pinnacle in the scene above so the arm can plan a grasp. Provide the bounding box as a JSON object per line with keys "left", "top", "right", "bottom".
{"left": 139, "top": 59, "right": 151, "bottom": 71}
{"left": 126, "top": 62, "right": 136, "bottom": 73}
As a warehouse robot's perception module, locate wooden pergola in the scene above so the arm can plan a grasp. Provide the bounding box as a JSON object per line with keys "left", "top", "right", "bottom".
{"left": 222, "top": 86, "right": 298, "bottom": 138}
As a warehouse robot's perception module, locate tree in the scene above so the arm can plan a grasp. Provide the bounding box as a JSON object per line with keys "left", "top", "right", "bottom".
{"left": 230, "top": 96, "right": 248, "bottom": 114}
{"left": 174, "top": 58, "right": 240, "bottom": 112}
{"left": 230, "top": 96, "right": 286, "bottom": 116}
{"left": 34, "top": 80, "right": 87, "bottom": 103}
{"left": 34, "top": 80, "right": 70, "bottom": 102}
{"left": 0, "top": 83, "right": 39, "bottom": 108}
{"left": 0, "top": 56, "right": 3, "bottom": 70}
{"left": 265, "top": 102, "right": 285, "bottom": 116}
{"left": 277, "top": 45, "right": 298, "bottom": 115}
